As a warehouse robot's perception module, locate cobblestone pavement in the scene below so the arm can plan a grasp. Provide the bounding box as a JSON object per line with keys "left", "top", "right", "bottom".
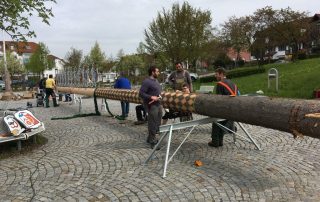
{"left": 0, "top": 97, "right": 320, "bottom": 202}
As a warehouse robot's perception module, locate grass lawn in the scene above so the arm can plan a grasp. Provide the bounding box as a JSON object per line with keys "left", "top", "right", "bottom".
{"left": 195, "top": 57, "right": 320, "bottom": 99}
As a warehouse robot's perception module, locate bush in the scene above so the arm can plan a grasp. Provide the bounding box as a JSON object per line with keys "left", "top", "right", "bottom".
{"left": 213, "top": 53, "right": 233, "bottom": 67}
{"left": 308, "top": 54, "right": 320, "bottom": 59}
{"left": 200, "top": 66, "right": 266, "bottom": 83}
{"left": 237, "top": 59, "right": 245, "bottom": 67}
{"left": 228, "top": 66, "right": 265, "bottom": 79}
{"left": 297, "top": 50, "right": 307, "bottom": 60}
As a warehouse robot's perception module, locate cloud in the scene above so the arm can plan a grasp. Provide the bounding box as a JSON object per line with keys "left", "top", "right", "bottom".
{"left": 22, "top": 0, "right": 320, "bottom": 59}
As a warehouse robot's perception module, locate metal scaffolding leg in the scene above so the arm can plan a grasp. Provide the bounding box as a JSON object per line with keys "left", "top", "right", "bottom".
{"left": 144, "top": 117, "right": 261, "bottom": 178}
{"left": 101, "top": 98, "right": 106, "bottom": 112}
{"left": 214, "top": 122, "right": 261, "bottom": 150}
{"left": 144, "top": 117, "right": 217, "bottom": 178}
{"left": 71, "top": 94, "right": 83, "bottom": 113}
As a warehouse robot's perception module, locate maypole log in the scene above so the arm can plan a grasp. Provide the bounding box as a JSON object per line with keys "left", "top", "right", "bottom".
{"left": 57, "top": 87, "right": 320, "bottom": 139}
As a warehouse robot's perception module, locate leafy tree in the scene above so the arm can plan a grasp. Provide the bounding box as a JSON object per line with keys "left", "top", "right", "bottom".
{"left": 103, "top": 56, "right": 117, "bottom": 72}
{"left": 25, "top": 42, "right": 53, "bottom": 76}
{"left": 308, "top": 17, "right": 320, "bottom": 53}
{"left": 136, "top": 42, "right": 146, "bottom": 55}
{"left": 144, "top": 2, "right": 212, "bottom": 67}
{"left": 65, "top": 47, "right": 83, "bottom": 69}
{"left": 220, "top": 16, "right": 253, "bottom": 67}
{"left": 0, "top": 0, "right": 56, "bottom": 96}
{"left": 117, "top": 54, "right": 144, "bottom": 76}
{"left": 0, "top": 51, "right": 25, "bottom": 77}
{"left": 0, "top": 0, "right": 56, "bottom": 40}
{"left": 116, "top": 49, "right": 125, "bottom": 61}
{"left": 88, "top": 41, "right": 106, "bottom": 71}
{"left": 202, "top": 38, "right": 230, "bottom": 68}
{"left": 252, "top": 6, "right": 310, "bottom": 61}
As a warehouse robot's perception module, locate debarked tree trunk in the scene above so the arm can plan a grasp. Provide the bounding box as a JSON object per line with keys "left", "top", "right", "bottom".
{"left": 56, "top": 87, "right": 320, "bottom": 139}
{"left": 194, "top": 94, "right": 320, "bottom": 139}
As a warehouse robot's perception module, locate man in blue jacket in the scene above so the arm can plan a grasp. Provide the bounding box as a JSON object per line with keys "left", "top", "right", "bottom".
{"left": 114, "top": 72, "right": 131, "bottom": 118}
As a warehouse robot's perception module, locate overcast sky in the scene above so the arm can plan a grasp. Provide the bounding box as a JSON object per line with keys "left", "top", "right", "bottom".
{"left": 13, "top": 0, "right": 320, "bottom": 59}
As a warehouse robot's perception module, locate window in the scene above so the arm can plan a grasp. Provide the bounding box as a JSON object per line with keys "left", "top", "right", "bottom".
{"left": 26, "top": 46, "right": 31, "bottom": 50}
{"left": 278, "top": 45, "right": 286, "bottom": 51}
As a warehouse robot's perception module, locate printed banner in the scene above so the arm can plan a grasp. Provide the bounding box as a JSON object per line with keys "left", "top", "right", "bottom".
{"left": 3, "top": 115, "right": 25, "bottom": 136}
{"left": 14, "top": 110, "right": 41, "bottom": 129}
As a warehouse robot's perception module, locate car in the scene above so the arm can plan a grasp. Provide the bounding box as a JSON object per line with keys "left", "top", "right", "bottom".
{"left": 0, "top": 80, "right": 5, "bottom": 90}
{"left": 189, "top": 72, "right": 199, "bottom": 81}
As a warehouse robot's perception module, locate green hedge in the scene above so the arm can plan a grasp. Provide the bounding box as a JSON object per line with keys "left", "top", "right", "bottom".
{"left": 200, "top": 66, "right": 266, "bottom": 83}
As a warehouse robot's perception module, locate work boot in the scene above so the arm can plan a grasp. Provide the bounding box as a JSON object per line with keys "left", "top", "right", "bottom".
{"left": 53, "top": 98, "right": 59, "bottom": 107}
{"left": 209, "top": 133, "right": 220, "bottom": 147}
{"left": 45, "top": 97, "right": 50, "bottom": 108}
{"left": 151, "top": 142, "right": 161, "bottom": 150}
{"left": 147, "top": 134, "right": 158, "bottom": 144}
{"left": 219, "top": 133, "right": 224, "bottom": 146}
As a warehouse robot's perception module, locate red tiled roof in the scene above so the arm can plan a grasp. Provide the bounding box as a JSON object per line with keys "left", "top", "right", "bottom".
{"left": 0, "top": 41, "right": 39, "bottom": 55}
{"left": 47, "top": 54, "right": 65, "bottom": 63}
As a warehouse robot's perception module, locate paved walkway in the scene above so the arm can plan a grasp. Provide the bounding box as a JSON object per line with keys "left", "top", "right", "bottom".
{"left": 0, "top": 97, "right": 319, "bottom": 201}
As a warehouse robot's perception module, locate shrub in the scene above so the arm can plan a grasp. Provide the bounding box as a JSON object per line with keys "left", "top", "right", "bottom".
{"left": 297, "top": 50, "right": 307, "bottom": 60}
{"left": 200, "top": 66, "right": 266, "bottom": 83}
{"left": 228, "top": 66, "right": 265, "bottom": 79}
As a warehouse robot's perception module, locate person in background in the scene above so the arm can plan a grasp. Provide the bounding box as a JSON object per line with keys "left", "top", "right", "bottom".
{"left": 39, "top": 77, "right": 47, "bottom": 92}
{"left": 114, "top": 72, "right": 131, "bottom": 119}
{"left": 178, "top": 83, "right": 193, "bottom": 122}
{"left": 139, "top": 66, "right": 162, "bottom": 149}
{"left": 167, "top": 62, "right": 193, "bottom": 92}
{"left": 134, "top": 104, "right": 147, "bottom": 125}
{"left": 45, "top": 74, "right": 59, "bottom": 108}
{"left": 208, "top": 67, "right": 238, "bottom": 147}
{"left": 64, "top": 93, "right": 72, "bottom": 102}
{"left": 162, "top": 83, "right": 192, "bottom": 124}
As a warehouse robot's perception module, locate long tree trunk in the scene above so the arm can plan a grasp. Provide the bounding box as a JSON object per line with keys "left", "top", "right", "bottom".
{"left": 57, "top": 87, "right": 320, "bottom": 139}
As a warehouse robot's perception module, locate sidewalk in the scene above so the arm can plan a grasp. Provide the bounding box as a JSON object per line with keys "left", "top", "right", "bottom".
{"left": 0, "top": 97, "right": 319, "bottom": 201}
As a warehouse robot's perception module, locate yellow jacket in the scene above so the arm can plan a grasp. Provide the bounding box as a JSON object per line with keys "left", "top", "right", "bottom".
{"left": 45, "top": 78, "right": 55, "bottom": 89}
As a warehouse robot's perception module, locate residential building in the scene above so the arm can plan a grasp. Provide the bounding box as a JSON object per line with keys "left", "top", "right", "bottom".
{"left": 44, "top": 55, "right": 65, "bottom": 78}
{"left": 0, "top": 41, "right": 39, "bottom": 65}
{"left": 0, "top": 41, "right": 64, "bottom": 78}
{"left": 226, "top": 48, "right": 252, "bottom": 62}
{"left": 252, "top": 13, "right": 320, "bottom": 60}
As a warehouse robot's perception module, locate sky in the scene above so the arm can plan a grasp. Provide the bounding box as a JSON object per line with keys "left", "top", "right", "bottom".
{"left": 10, "top": 0, "right": 320, "bottom": 59}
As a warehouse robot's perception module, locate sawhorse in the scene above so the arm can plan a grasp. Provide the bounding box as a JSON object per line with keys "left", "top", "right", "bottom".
{"left": 71, "top": 94, "right": 82, "bottom": 113}
{"left": 144, "top": 117, "right": 261, "bottom": 178}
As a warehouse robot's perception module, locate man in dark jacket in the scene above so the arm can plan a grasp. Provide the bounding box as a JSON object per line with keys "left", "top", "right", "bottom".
{"left": 208, "top": 68, "right": 238, "bottom": 147}
{"left": 139, "top": 66, "right": 162, "bottom": 148}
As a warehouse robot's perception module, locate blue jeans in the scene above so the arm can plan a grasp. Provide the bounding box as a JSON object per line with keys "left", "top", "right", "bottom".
{"left": 120, "top": 101, "right": 130, "bottom": 117}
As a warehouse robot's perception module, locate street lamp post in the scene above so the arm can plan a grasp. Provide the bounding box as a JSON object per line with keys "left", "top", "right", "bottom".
{"left": 265, "top": 37, "right": 270, "bottom": 63}
{"left": 2, "top": 29, "right": 13, "bottom": 99}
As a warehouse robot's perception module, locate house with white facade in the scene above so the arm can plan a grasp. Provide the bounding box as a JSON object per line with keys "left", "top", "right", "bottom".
{"left": 44, "top": 55, "right": 65, "bottom": 78}
{"left": 0, "top": 41, "right": 64, "bottom": 79}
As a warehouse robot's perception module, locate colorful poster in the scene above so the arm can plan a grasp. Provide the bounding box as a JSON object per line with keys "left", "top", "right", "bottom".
{"left": 14, "top": 110, "right": 41, "bottom": 129}
{"left": 3, "top": 115, "right": 25, "bottom": 136}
